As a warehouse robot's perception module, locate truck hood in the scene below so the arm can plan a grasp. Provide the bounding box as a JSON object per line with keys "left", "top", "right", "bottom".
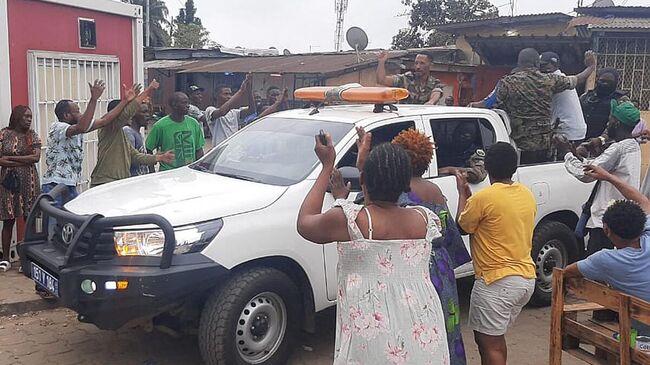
{"left": 65, "top": 168, "right": 288, "bottom": 226}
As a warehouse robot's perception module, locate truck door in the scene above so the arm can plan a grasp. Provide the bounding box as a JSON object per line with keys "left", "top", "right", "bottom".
{"left": 423, "top": 115, "right": 499, "bottom": 277}
{"left": 323, "top": 116, "right": 425, "bottom": 301}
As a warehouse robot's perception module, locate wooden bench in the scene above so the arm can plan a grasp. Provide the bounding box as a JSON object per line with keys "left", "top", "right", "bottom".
{"left": 549, "top": 268, "right": 650, "bottom": 364}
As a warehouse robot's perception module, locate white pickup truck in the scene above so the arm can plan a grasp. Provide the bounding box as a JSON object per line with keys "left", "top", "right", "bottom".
{"left": 20, "top": 104, "right": 591, "bottom": 365}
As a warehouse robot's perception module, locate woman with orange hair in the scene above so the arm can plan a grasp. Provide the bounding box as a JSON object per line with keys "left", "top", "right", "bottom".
{"left": 393, "top": 129, "right": 471, "bottom": 365}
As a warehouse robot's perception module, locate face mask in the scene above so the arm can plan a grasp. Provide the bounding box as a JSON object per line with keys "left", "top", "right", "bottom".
{"left": 596, "top": 80, "right": 616, "bottom": 96}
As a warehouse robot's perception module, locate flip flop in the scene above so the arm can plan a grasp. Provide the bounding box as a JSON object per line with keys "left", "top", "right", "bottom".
{"left": 0, "top": 261, "right": 11, "bottom": 272}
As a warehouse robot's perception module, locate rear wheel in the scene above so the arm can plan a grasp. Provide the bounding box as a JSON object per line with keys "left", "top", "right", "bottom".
{"left": 199, "top": 267, "right": 300, "bottom": 365}
{"left": 529, "top": 221, "right": 575, "bottom": 307}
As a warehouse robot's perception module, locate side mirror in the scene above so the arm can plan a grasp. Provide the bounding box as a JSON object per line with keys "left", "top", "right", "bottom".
{"left": 338, "top": 166, "right": 361, "bottom": 191}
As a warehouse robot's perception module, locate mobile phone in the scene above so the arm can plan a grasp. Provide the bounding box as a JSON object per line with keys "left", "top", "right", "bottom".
{"left": 318, "top": 130, "right": 328, "bottom": 145}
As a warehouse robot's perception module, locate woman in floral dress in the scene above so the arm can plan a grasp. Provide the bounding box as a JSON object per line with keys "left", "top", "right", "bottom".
{"left": 0, "top": 106, "right": 41, "bottom": 271}
{"left": 393, "top": 129, "right": 471, "bottom": 365}
{"left": 297, "top": 128, "right": 449, "bottom": 364}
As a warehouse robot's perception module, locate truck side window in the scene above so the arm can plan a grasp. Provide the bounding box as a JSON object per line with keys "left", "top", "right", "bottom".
{"left": 337, "top": 121, "right": 416, "bottom": 168}
{"left": 430, "top": 118, "right": 495, "bottom": 169}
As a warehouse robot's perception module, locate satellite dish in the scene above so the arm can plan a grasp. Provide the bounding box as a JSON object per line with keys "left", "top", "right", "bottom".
{"left": 346, "top": 26, "right": 368, "bottom": 52}
{"left": 283, "top": 49, "right": 292, "bottom": 56}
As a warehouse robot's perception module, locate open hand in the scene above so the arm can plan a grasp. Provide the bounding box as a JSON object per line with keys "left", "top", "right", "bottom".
{"left": 123, "top": 83, "right": 142, "bottom": 102}
{"left": 315, "top": 132, "right": 335, "bottom": 168}
{"left": 329, "top": 168, "right": 351, "bottom": 200}
{"left": 355, "top": 126, "right": 372, "bottom": 171}
{"left": 454, "top": 170, "right": 471, "bottom": 196}
{"left": 156, "top": 150, "right": 175, "bottom": 164}
{"left": 583, "top": 164, "right": 612, "bottom": 182}
{"left": 89, "top": 80, "right": 106, "bottom": 100}
{"left": 584, "top": 50, "right": 597, "bottom": 67}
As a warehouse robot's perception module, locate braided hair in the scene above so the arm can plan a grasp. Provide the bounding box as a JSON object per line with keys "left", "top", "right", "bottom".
{"left": 363, "top": 143, "right": 412, "bottom": 203}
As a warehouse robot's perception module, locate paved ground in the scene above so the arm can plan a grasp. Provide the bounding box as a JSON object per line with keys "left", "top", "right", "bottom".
{"left": 0, "top": 274, "right": 588, "bottom": 365}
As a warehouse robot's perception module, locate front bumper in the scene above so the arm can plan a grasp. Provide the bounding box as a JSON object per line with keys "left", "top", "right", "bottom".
{"left": 19, "top": 184, "right": 228, "bottom": 330}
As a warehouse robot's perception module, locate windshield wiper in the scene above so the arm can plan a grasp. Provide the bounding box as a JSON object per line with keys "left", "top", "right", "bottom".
{"left": 215, "top": 172, "right": 262, "bottom": 183}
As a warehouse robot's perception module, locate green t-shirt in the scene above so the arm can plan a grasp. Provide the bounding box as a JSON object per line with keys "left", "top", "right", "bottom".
{"left": 145, "top": 115, "right": 205, "bottom": 171}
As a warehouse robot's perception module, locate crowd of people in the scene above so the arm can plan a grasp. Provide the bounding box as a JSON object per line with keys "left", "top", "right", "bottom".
{"left": 0, "top": 43, "right": 648, "bottom": 364}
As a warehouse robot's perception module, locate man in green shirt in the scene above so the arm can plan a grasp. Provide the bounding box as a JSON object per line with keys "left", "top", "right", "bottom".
{"left": 90, "top": 81, "right": 175, "bottom": 187}
{"left": 146, "top": 92, "right": 205, "bottom": 170}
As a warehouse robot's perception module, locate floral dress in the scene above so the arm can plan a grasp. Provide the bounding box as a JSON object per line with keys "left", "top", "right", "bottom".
{"left": 399, "top": 192, "right": 471, "bottom": 365}
{"left": 0, "top": 128, "right": 41, "bottom": 220}
{"left": 333, "top": 199, "right": 450, "bottom": 365}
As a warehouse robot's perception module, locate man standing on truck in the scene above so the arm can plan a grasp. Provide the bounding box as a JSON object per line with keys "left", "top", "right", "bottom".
{"left": 539, "top": 52, "right": 587, "bottom": 145}
{"left": 556, "top": 100, "right": 641, "bottom": 255}
{"left": 376, "top": 50, "right": 444, "bottom": 105}
{"left": 494, "top": 48, "right": 596, "bottom": 164}
{"left": 146, "top": 92, "right": 205, "bottom": 170}
{"left": 455, "top": 142, "right": 537, "bottom": 365}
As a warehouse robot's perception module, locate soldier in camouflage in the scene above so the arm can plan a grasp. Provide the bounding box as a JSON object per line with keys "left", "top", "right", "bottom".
{"left": 437, "top": 123, "right": 488, "bottom": 184}
{"left": 494, "top": 48, "right": 596, "bottom": 164}
{"left": 376, "top": 50, "right": 444, "bottom": 105}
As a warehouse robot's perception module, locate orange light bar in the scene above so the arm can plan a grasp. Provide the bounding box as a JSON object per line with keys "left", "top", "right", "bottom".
{"left": 294, "top": 85, "right": 409, "bottom": 104}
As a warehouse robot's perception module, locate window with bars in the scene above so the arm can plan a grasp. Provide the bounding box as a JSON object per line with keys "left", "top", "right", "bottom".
{"left": 596, "top": 36, "right": 650, "bottom": 110}
{"left": 27, "top": 51, "right": 120, "bottom": 191}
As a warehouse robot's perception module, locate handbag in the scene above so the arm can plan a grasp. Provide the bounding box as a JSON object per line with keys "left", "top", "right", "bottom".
{"left": 1, "top": 169, "right": 20, "bottom": 193}
{"left": 575, "top": 181, "right": 601, "bottom": 238}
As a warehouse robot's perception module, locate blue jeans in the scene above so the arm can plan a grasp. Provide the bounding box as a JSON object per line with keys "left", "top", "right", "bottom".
{"left": 40, "top": 183, "right": 78, "bottom": 209}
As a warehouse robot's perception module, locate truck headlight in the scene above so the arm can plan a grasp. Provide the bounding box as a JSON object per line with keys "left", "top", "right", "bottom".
{"left": 114, "top": 219, "right": 223, "bottom": 257}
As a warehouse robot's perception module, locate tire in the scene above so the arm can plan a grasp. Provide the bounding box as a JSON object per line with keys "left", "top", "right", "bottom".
{"left": 199, "top": 267, "right": 301, "bottom": 365}
{"left": 529, "top": 221, "right": 576, "bottom": 307}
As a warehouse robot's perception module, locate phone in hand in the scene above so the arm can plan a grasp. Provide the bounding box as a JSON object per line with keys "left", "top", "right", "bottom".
{"left": 318, "top": 130, "right": 328, "bottom": 145}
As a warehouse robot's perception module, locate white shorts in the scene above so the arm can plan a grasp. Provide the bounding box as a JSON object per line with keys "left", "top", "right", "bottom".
{"left": 468, "top": 275, "right": 535, "bottom": 336}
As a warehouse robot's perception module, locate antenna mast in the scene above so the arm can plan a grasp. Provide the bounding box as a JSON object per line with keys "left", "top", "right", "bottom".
{"left": 335, "top": 0, "right": 349, "bottom": 52}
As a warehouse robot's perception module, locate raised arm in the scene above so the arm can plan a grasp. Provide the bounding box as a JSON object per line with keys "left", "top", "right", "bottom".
{"left": 90, "top": 84, "right": 141, "bottom": 131}
{"left": 66, "top": 80, "right": 105, "bottom": 137}
{"left": 573, "top": 50, "right": 597, "bottom": 87}
{"left": 256, "top": 88, "right": 288, "bottom": 119}
{"left": 584, "top": 164, "right": 650, "bottom": 214}
{"left": 239, "top": 75, "right": 257, "bottom": 119}
{"left": 208, "top": 77, "right": 250, "bottom": 120}
{"left": 376, "top": 50, "right": 398, "bottom": 87}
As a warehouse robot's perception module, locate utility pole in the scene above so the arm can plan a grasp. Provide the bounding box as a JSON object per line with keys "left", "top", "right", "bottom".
{"left": 334, "top": 0, "right": 348, "bottom": 52}
{"left": 145, "top": 0, "right": 150, "bottom": 47}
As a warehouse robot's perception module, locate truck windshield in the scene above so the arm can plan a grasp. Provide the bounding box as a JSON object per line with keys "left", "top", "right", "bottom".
{"left": 191, "top": 117, "right": 353, "bottom": 186}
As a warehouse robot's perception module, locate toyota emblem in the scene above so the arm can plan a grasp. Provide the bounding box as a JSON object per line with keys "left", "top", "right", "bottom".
{"left": 61, "top": 223, "right": 76, "bottom": 244}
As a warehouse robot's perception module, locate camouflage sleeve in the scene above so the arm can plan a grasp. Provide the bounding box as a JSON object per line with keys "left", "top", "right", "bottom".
{"left": 465, "top": 149, "right": 487, "bottom": 184}
{"left": 432, "top": 79, "right": 444, "bottom": 94}
{"left": 494, "top": 78, "right": 508, "bottom": 109}
{"left": 393, "top": 74, "right": 407, "bottom": 88}
{"left": 550, "top": 74, "right": 577, "bottom": 93}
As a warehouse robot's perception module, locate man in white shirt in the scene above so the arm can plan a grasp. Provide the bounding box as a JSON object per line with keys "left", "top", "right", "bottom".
{"left": 205, "top": 74, "right": 256, "bottom": 147}
{"left": 540, "top": 52, "right": 587, "bottom": 144}
{"left": 556, "top": 100, "right": 642, "bottom": 255}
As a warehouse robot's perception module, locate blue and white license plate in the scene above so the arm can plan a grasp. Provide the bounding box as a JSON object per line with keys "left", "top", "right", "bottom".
{"left": 31, "top": 262, "right": 59, "bottom": 297}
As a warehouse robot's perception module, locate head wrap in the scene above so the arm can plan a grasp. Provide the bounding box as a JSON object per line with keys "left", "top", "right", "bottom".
{"left": 610, "top": 99, "right": 640, "bottom": 126}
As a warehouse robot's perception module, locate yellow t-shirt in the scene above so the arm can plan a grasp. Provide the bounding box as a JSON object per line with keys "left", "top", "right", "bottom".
{"left": 458, "top": 182, "right": 537, "bottom": 284}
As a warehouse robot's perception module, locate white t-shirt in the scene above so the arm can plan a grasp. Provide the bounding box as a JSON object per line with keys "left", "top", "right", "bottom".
{"left": 551, "top": 70, "right": 587, "bottom": 141}
{"left": 564, "top": 138, "right": 641, "bottom": 228}
{"left": 205, "top": 107, "right": 242, "bottom": 147}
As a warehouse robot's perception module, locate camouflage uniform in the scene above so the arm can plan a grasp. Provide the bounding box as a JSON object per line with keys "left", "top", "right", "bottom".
{"left": 393, "top": 72, "right": 444, "bottom": 105}
{"left": 464, "top": 149, "right": 487, "bottom": 184}
{"left": 495, "top": 68, "right": 577, "bottom": 160}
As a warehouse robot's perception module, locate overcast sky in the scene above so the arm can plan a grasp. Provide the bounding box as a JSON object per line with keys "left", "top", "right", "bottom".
{"left": 163, "top": 0, "right": 648, "bottom": 53}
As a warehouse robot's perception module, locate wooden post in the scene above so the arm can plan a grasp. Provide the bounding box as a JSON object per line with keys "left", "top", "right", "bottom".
{"left": 619, "top": 294, "right": 631, "bottom": 365}
{"left": 550, "top": 267, "right": 565, "bottom": 365}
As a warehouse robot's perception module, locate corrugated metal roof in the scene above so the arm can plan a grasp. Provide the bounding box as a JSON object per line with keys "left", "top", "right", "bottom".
{"left": 576, "top": 6, "right": 650, "bottom": 17}
{"left": 433, "top": 13, "right": 571, "bottom": 32}
{"left": 176, "top": 49, "right": 466, "bottom": 75}
{"left": 588, "top": 17, "right": 650, "bottom": 30}
{"left": 143, "top": 60, "right": 201, "bottom": 70}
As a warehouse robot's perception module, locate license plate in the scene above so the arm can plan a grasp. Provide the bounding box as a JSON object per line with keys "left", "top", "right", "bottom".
{"left": 31, "top": 262, "right": 59, "bottom": 297}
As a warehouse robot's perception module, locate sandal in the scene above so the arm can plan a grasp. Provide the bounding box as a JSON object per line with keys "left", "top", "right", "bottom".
{"left": 0, "top": 261, "right": 11, "bottom": 272}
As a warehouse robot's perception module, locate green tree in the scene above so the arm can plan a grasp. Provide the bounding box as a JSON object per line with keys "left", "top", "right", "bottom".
{"left": 392, "top": 0, "right": 498, "bottom": 49}
{"left": 173, "top": 23, "right": 211, "bottom": 48}
{"left": 123, "top": 0, "right": 171, "bottom": 47}
{"left": 175, "top": 0, "right": 202, "bottom": 25}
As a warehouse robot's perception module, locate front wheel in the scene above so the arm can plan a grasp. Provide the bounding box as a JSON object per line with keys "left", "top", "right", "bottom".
{"left": 529, "top": 221, "right": 576, "bottom": 307}
{"left": 199, "top": 267, "right": 301, "bottom": 365}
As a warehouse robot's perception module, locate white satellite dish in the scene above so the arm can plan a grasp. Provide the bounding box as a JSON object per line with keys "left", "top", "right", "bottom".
{"left": 346, "top": 26, "right": 368, "bottom": 63}
{"left": 283, "top": 49, "right": 292, "bottom": 56}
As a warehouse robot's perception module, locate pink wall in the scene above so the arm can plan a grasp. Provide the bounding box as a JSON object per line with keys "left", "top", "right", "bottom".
{"left": 7, "top": 0, "right": 134, "bottom": 105}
